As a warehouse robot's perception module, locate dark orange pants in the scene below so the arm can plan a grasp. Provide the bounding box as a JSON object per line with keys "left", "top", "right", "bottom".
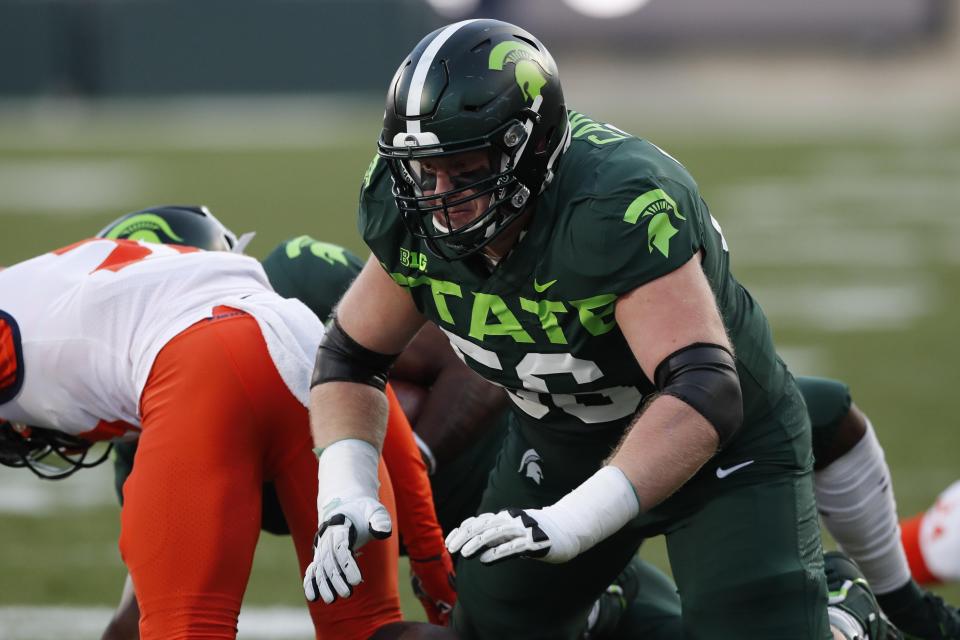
{"left": 119, "top": 311, "right": 402, "bottom": 639}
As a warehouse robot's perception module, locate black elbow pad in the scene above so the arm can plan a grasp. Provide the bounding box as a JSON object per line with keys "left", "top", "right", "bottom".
{"left": 653, "top": 343, "right": 743, "bottom": 448}
{"left": 310, "top": 317, "right": 399, "bottom": 391}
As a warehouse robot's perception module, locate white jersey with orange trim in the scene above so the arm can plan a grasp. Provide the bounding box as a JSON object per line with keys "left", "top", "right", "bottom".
{"left": 918, "top": 480, "right": 960, "bottom": 582}
{"left": 0, "top": 238, "right": 323, "bottom": 440}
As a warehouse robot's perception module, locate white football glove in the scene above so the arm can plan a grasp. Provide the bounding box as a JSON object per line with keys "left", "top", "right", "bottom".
{"left": 303, "top": 496, "right": 392, "bottom": 603}
{"left": 445, "top": 507, "right": 578, "bottom": 564}
{"left": 303, "top": 439, "right": 392, "bottom": 604}
{"left": 446, "top": 466, "right": 640, "bottom": 566}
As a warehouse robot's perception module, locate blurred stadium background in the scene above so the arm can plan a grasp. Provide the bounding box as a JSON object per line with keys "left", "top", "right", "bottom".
{"left": 1, "top": 0, "right": 958, "bottom": 637}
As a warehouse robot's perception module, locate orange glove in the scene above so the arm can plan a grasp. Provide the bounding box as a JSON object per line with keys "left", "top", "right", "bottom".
{"left": 410, "top": 551, "right": 457, "bottom": 625}
{"left": 381, "top": 383, "right": 457, "bottom": 624}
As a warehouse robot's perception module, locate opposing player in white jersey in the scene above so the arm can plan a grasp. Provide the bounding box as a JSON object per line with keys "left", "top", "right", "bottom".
{"left": 902, "top": 480, "right": 960, "bottom": 587}
{"left": 0, "top": 234, "right": 450, "bottom": 640}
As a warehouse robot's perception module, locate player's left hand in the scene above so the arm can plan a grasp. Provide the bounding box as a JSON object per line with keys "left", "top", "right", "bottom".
{"left": 445, "top": 507, "right": 578, "bottom": 564}
{"left": 410, "top": 551, "right": 457, "bottom": 625}
{"left": 303, "top": 496, "right": 393, "bottom": 604}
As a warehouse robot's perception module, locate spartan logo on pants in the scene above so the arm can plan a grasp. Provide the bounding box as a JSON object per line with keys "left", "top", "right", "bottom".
{"left": 519, "top": 449, "right": 543, "bottom": 485}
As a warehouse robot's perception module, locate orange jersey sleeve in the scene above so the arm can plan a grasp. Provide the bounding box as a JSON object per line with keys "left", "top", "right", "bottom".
{"left": 381, "top": 383, "right": 445, "bottom": 560}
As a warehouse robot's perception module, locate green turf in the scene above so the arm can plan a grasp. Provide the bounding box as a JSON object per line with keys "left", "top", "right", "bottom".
{"left": 1, "top": 103, "right": 957, "bottom": 624}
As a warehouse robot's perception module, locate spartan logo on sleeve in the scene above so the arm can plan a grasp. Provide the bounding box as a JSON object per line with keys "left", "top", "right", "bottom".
{"left": 623, "top": 189, "right": 687, "bottom": 258}
{"left": 103, "top": 213, "right": 184, "bottom": 245}
{"left": 488, "top": 41, "right": 550, "bottom": 102}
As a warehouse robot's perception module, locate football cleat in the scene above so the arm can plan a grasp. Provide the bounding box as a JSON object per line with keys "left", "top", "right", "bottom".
{"left": 826, "top": 551, "right": 903, "bottom": 640}
{"left": 876, "top": 579, "right": 960, "bottom": 640}
{"left": 582, "top": 557, "right": 641, "bottom": 639}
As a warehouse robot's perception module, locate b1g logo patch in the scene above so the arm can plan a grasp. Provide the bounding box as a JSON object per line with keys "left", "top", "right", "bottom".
{"left": 623, "top": 189, "right": 686, "bottom": 258}
{"left": 400, "top": 248, "right": 428, "bottom": 272}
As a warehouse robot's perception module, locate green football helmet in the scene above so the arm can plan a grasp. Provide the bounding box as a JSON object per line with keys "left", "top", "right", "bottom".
{"left": 96, "top": 205, "right": 240, "bottom": 252}
{"left": 378, "top": 19, "right": 570, "bottom": 260}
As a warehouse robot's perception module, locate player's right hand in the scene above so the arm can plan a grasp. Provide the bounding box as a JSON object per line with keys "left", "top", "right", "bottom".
{"left": 446, "top": 507, "right": 576, "bottom": 564}
{"left": 302, "top": 496, "right": 392, "bottom": 603}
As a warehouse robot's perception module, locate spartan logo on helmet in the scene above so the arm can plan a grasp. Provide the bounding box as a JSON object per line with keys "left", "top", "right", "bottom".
{"left": 97, "top": 205, "right": 241, "bottom": 253}
{"left": 487, "top": 41, "right": 550, "bottom": 103}
{"left": 103, "top": 213, "right": 185, "bottom": 245}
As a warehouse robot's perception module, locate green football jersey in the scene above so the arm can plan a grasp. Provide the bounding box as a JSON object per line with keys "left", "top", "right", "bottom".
{"left": 262, "top": 235, "right": 364, "bottom": 322}
{"left": 361, "top": 110, "right": 789, "bottom": 435}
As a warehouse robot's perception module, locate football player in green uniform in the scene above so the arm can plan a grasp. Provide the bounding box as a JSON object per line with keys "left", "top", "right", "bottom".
{"left": 301, "top": 18, "right": 896, "bottom": 640}
{"left": 582, "top": 375, "right": 960, "bottom": 639}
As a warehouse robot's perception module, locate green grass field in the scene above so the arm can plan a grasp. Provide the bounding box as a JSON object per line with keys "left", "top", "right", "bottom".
{"left": 1, "top": 98, "right": 958, "bottom": 637}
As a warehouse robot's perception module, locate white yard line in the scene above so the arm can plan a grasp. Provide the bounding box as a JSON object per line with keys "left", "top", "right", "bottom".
{"left": 774, "top": 346, "right": 828, "bottom": 378}
{"left": 0, "top": 463, "right": 115, "bottom": 515}
{"left": 750, "top": 282, "right": 934, "bottom": 332}
{"left": 0, "top": 160, "right": 150, "bottom": 214}
{"left": 0, "top": 96, "right": 379, "bottom": 152}
{"left": 0, "top": 606, "right": 314, "bottom": 640}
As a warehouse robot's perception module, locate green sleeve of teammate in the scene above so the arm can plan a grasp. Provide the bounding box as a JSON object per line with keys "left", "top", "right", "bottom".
{"left": 261, "top": 236, "right": 364, "bottom": 322}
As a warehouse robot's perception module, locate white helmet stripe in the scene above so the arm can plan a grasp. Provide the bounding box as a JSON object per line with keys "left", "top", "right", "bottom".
{"left": 405, "top": 19, "right": 480, "bottom": 134}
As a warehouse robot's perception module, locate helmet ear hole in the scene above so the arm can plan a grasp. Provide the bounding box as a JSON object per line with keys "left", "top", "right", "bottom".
{"left": 536, "top": 126, "right": 557, "bottom": 154}
{"left": 470, "top": 38, "right": 491, "bottom": 53}
{"left": 513, "top": 34, "right": 540, "bottom": 50}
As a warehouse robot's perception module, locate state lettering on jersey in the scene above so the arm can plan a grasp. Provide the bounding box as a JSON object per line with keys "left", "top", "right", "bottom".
{"left": 361, "top": 109, "right": 792, "bottom": 431}
{"left": 386, "top": 272, "right": 644, "bottom": 426}
{"left": 388, "top": 273, "right": 618, "bottom": 346}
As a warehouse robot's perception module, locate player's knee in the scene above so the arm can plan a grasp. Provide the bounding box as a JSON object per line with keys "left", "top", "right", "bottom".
{"left": 308, "top": 590, "right": 403, "bottom": 640}
{"left": 682, "top": 567, "right": 827, "bottom": 637}
{"left": 814, "top": 404, "right": 868, "bottom": 470}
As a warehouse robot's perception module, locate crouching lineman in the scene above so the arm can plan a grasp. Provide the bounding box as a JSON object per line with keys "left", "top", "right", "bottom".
{"left": 0, "top": 224, "right": 452, "bottom": 640}
{"left": 84, "top": 206, "right": 456, "bottom": 639}
{"left": 302, "top": 18, "right": 935, "bottom": 640}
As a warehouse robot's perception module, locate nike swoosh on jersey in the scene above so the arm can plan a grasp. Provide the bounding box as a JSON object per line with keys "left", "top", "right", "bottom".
{"left": 715, "top": 459, "right": 755, "bottom": 479}
{"left": 533, "top": 279, "right": 557, "bottom": 292}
